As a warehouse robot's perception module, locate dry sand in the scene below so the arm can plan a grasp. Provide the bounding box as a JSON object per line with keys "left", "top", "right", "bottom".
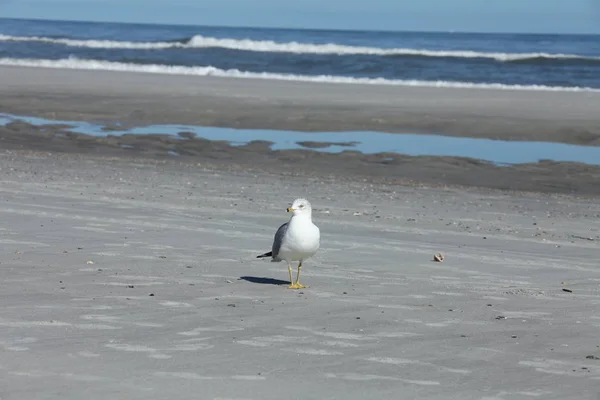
{"left": 0, "top": 151, "right": 599, "bottom": 400}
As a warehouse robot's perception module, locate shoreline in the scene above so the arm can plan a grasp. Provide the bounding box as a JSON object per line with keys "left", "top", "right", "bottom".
{"left": 2, "top": 65, "right": 600, "bottom": 196}
{"left": 1, "top": 65, "right": 600, "bottom": 146}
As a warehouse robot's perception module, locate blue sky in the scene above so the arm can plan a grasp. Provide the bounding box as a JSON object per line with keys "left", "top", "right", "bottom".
{"left": 1, "top": 0, "right": 598, "bottom": 34}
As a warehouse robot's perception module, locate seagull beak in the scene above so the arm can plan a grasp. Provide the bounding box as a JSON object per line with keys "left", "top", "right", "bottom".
{"left": 286, "top": 207, "right": 294, "bottom": 213}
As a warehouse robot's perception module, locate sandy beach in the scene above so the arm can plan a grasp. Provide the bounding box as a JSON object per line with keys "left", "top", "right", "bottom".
{"left": 1, "top": 65, "right": 600, "bottom": 399}
{"left": 0, "top": 150, "right": 599, "bottom": 399}
{"left": 2, "top": 65, "right": 600, "bottom": 145}
{"left": 2, "top": 65, "right": 600, "bottom": 195}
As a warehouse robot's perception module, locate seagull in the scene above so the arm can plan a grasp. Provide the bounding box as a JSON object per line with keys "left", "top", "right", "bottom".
{"left": 257, "top": 198, "right": 321, "bottom": 289}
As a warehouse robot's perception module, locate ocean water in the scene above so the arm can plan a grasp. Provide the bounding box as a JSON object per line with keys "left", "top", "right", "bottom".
{"left": 1, "top": 18, "right": 599, "bottom": 91}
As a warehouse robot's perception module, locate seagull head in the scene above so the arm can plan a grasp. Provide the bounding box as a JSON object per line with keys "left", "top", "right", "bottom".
{"left": 287, "top": 198, "right": 313, "bottom": 218}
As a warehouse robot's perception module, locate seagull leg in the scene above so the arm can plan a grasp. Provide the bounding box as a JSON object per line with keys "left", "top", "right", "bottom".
{"left": 288, "top": 261, "right": 307, "bottom": 289}
{"left": 287, "top": 263, "right": 293, "bottom": 286}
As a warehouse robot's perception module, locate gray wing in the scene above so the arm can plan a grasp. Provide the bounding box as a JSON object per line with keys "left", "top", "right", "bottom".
{"left": 271, "top": 221, "right": 289, "bottom": 261}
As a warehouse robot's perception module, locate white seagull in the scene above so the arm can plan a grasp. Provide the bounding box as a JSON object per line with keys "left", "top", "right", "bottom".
{"left": 257, "top": 198, "right": 321, "bottom": 289}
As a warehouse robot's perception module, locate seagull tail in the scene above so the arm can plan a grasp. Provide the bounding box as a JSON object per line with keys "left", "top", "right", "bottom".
{"left": 256, "top": 251, "right": 273, "bottom": 259}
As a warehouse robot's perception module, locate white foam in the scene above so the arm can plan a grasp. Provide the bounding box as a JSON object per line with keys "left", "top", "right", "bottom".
{"left": 0, "top": 34, "right": 177, "bottom": 50}
{"left": 185, "top": 35, "right": 590, "bottom": 61}
{"left": 0, "top": 34, "right": 596, "bottom": 62}
{"left": 0, "top": 57, "right": 596, "bottom": 92}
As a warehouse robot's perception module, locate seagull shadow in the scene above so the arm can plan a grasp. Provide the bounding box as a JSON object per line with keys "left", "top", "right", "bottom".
{"left": 239, "top": 276, "right": 290, "bottom": 286}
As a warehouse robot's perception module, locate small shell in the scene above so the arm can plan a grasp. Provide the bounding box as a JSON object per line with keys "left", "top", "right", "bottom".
{"left": 433, "top": 253, "right": 445, "bottom": 262}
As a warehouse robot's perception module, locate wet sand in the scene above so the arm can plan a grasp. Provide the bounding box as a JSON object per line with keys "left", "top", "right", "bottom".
{"left": 1, "top": 65, "right": 600, "bottom": 145}
{"left": 2, "top": 119, "right": 600, "bottom": 195}
{"left": 3, "top": 66, "right": 600, "bottom": 194}
{"left": 0, "top": 151, "right": 599, "bottom": 400}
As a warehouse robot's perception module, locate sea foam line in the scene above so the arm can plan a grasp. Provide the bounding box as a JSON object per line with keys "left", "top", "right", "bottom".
{"left": 0, "top": 57, "right": 597, "bottom": 92}
{"left": 0, "top": 34, "right": 177, "bottom": 50}
{"left": 0, "top": 33, "right": 596, "bottom": 62}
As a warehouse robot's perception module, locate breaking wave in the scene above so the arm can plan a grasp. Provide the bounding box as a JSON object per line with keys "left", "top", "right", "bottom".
{"left": 1, "top": 33, "right": 598, "bottom": 62}
{"left": 0, "top": 57, "right": 597, "bottom": 92}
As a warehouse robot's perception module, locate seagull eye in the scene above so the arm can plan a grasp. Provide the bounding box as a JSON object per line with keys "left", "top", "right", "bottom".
{"left": 299, "top": 204, "right": 304, "bottom": 208}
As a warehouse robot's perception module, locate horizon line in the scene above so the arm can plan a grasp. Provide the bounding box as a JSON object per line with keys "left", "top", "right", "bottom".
{"left": 1, "top": 16, "right": 598, "bottom": 36}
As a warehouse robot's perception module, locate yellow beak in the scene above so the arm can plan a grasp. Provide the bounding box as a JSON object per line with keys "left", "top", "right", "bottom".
{"left": 287, "top": 207, "right": 294, "bottom": 213}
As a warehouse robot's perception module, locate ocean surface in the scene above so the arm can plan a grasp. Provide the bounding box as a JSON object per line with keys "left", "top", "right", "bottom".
{"left": 1, "top": 18, "right": 599, "bottom": 91}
